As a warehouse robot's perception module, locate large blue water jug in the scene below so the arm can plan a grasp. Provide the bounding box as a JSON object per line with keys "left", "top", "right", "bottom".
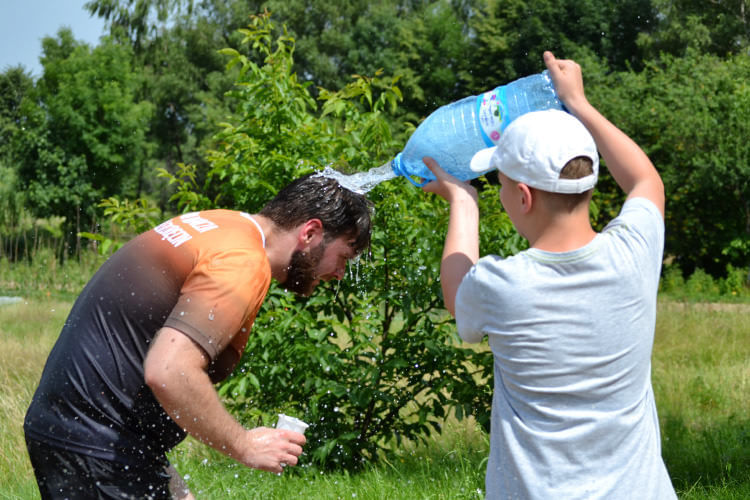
{"left": 391, "top": 71, "right": 564, "bottom": 186}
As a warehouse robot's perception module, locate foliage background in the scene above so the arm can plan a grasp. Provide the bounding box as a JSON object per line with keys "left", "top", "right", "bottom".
{"left": 2, "top": 0, "right": 749, "bottom": 272}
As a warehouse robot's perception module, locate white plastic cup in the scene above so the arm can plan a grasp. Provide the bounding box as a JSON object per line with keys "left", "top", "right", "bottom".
{"left": 275, "top": 414, "right": 309, "bottom": 435}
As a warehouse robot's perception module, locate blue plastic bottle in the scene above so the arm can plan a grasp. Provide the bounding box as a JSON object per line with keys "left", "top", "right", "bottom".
{"left": 390, "top": 71, "right": 564, "bottom": 186}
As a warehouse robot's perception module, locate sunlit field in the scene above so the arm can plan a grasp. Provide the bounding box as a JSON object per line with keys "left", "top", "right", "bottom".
{"left": 0, "top": 298, "right": 72, "bottom": 499}
{"left": 1, "top": 296, "right": 748, "bottom": 499}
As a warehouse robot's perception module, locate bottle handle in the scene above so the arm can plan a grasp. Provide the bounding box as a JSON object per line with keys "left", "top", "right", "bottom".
{"left": 390, "top": 154, "right": 430, "bottom": 187}
{"left": 405, "top": 177, "right": 429, "bottom": 187}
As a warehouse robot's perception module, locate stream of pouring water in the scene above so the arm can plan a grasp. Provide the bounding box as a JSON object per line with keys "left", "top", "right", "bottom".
{"left": 316, "top": 162, "right": 397, "bottom": 194}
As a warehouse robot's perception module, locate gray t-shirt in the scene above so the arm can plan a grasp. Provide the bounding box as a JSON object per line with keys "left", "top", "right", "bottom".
{"left": 456, "top": 198, "right": 676, "bottom": 499}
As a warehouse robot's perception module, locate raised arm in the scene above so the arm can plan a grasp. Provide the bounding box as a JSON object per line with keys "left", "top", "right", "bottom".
{"left": 543, "top": 51, "right": 665, "bottom": 217}
{"left": 421, "top": 157, "right": 480, "bottom": 316}
{"left": 144, "top": 327, "right": 305, "bottom": 473}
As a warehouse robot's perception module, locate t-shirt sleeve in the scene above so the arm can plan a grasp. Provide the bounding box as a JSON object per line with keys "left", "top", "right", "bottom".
{"left": 455, "top": 264, "right": 493, "bottom": 344}
{"left": 163, "top": 248, "right": 270, "bottom": 360}
{"left": 604, "top": 197, "right": 665, "bottom": 282}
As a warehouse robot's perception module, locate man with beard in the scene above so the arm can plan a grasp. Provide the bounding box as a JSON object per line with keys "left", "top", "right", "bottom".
{"left": 24, "top": 173, "right": 372, "bottom": 499}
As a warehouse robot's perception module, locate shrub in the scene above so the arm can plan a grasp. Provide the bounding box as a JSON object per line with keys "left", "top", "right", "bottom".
{"left": 660, "top": 263, "right": 750, "bottom": 301}
{"left": 685, "top": 268, "right": 721, "bottom": 297}
{"left": 719, "top": 264, "right": 750, "bottom": 297}
{"left": 659, "top": 264, "right": 686, "bottom": 296}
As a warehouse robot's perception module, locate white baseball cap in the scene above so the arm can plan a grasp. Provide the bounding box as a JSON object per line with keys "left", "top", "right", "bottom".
{"left": 470, "top": 109, "right": 599, "bottom": 194}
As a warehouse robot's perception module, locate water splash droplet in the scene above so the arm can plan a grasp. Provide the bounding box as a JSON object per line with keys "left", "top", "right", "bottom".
{"left": 315, "top": 163, "right": 397, "bottom": 194}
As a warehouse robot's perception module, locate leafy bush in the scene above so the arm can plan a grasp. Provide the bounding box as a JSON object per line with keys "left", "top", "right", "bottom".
{"left": 719, "top": 264, "right": 750, "bottom": 297}
{"left": 659, "top": 263, "right": 750, "bottom": 300}
{"left": 0, "top": 249, "right": 105, "bottom": 298}
{"left": 587, "top": 49, "right": 750, "bottom": 276}
{"left": 685, "top": 268, "right": 720, "bottom": 297}
{"left": 13, "top": 31, "right": 153, "bottom": 239}
{"left": 79, "top": 196, "right": 163, "bottom": 255}
{"left": 659, "top": 264, "right": 685, "bottom": 294}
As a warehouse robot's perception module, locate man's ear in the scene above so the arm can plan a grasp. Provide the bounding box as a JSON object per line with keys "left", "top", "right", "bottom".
{"left": 298, "top": 218, "right": 324, "bottom": 247}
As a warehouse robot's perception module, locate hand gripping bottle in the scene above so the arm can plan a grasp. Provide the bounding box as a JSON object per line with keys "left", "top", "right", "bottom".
{"left": 390, "top": 71, "right": 564, "bottom": 186}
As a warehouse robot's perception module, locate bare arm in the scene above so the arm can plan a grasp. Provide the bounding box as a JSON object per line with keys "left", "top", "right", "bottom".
{"left": 421, "top": 157, "right": 479, "bottom": 316}
{"left": 143, "top": 327, "right": 305, "bottom": 473}
{"left": 543, "top": 51, "right": 665, "bottom": 217}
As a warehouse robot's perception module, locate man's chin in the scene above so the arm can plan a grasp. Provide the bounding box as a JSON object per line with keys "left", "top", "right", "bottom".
{"left": 294, "top": 286, "right": 314, "bottom": 297}
{"left": 281, "top": 279, "right": 318, "bottom": 297}
{"left": 301, "top": 279, "right": 321, "bottom": 296}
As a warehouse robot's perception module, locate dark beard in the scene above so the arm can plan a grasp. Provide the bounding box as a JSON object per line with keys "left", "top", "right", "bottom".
{"left": 280, "top": 242, "right": 325, "bottom": 296}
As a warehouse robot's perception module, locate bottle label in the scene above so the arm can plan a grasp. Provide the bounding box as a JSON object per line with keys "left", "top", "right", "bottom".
{"left": 477, "top": 88, "right": 505, "bottom": 147}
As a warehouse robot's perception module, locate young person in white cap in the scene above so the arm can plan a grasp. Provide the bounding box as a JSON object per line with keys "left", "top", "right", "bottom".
{"left": 421, "top": 51, "right": 676, "bottom": 499}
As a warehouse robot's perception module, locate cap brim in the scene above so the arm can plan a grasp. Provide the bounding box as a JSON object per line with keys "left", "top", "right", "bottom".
{"left": 470, "top": 146, "right": 498, "bottom": 174}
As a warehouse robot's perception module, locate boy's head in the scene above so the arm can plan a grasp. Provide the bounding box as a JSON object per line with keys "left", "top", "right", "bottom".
{"left": 470, "top": 109, "right": 599, "bottom": 195}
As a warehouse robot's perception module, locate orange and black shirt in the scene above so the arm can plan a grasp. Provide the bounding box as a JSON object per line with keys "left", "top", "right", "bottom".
{"left": 25, "top": 210, "right": 270, "bottom": 465}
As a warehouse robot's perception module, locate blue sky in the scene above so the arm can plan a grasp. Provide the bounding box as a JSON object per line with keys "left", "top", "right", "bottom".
{"left": 1, "top": 0, "right": 106, "bottom": 77}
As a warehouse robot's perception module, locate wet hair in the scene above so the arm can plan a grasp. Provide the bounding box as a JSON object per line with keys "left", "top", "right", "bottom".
{"left": 259, "top": 173, "right": 373, "bottom": 254}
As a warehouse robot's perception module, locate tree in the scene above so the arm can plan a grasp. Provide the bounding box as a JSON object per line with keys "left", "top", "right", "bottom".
{"left": 466, "top": 0, "right": 658, "bottom": 93}
{"left": 389, "top": 0, "right": 477, "bottom": 115}
{"left": 0, "top": 66, "right": 33, "bottom": 132}
{"left": 135, "top": 18, "right": 239, "bottom": 196}
{"left": 85, "top": 0, "right": 195, "bottom": 49}
{"left": 87, "top": 0, "right": 479, "bottom": 118}
{"left": 0, "top": 67, "right": 36, "bottom": 259}
{"left": 85, "top": 0, "right": 256, "bottom": 207}
{"left": 585, "top": 49, "right": 750, "bottom": 276}
{"left": 639, "top": 0, "right": 750, "bottom": 58}
{"left": 260, "top": 0, "right": 477, "bottom": 116}
{"left": 0, "top": 66, "right": 34, "bottom": 174}
{"left": 13, "top": 29, "right": 153, "bottom": 247}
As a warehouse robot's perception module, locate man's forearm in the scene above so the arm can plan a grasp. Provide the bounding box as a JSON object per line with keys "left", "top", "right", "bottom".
{"left": 144, "top": 327, "right": 305, "bottom": 473}
{"left": 144, "top": 328, "right": 247, "bottom": 458}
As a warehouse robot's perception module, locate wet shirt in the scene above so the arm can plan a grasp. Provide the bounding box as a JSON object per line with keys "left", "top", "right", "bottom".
{"left": 24, "top": 210, "right": 270, "bottom": 465}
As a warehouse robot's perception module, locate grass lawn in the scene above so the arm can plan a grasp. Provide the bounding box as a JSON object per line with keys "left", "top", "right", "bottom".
{"left": 1, "top": 296, "right": 748, "bottom": 499}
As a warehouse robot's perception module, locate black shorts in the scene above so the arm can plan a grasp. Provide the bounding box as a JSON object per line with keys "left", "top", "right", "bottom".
{"left": 25, "top": 437, "right": 172, "bottom": 500}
